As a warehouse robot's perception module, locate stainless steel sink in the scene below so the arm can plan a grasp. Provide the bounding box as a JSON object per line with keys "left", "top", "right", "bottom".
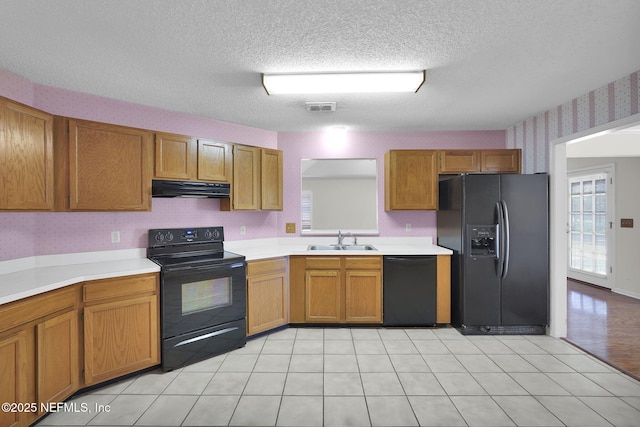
{"left": 307, "top": 244, "right": 377, "bottom": 251}
{"left": 342, "top": 244, "right": 377, "bottom": 251}
{"left": 307, "top": 244, "right": 342, "bottom": 250}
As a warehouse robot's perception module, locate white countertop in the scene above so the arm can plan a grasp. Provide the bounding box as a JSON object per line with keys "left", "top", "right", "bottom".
{"left": 0, "top": 237, "right": 451, "bottom": 306}
{"left": 225, "top": 237, "right": 452, "bottom": 261}
{"left": 0, "top": 249, "right": 161, "bottom": 305}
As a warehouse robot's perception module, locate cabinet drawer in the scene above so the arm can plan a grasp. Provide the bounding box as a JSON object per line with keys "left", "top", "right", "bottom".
{"left": 247, "top": 257, "right": 287, "bottom": 277}
{"left": 305, "top": 257, "right": 341, "bottom": 270}
{"left": 83, "top": 273, "right": 158, "bottom": 303}
{"left": 344, "top": 256, "right": 382, "bottom": 270}
{"left": 0, "top": 287, "right": 77, "bottom": 334}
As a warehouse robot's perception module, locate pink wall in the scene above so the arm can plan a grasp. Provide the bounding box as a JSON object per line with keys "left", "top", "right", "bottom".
{"left": 1, "top": 70, "right": 278, "bottom": 261}
{"left": 277, "top": 130, "right": 506, "bottom": 238}
{"left": 1, "top": 69, "right": 505, "bottom": 261}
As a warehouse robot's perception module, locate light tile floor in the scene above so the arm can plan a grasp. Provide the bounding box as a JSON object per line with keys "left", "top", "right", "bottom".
{"left": 36, "top": 327, "right": 640, "bottom": 426}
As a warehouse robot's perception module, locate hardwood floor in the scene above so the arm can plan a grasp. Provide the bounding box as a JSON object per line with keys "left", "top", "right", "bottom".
{"left": 566, "top": 279, "right": 640, "bottom": 380}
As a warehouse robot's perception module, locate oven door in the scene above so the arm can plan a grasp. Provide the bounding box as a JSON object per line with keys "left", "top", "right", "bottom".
{"left": 161, "top": 259, "right": 246, "bottom": 339}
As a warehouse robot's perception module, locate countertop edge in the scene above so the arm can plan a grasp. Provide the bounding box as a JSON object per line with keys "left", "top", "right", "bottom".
{"left": 0, "top": 258, "right": 161, "bottom": 306}
{"left": 1, "top": 238, "right": 452, "bottom": 305}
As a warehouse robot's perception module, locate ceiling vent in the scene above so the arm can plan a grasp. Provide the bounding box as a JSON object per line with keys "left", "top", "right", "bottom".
{"left": 305, "top": 101, "right": 337, "bottom": 112}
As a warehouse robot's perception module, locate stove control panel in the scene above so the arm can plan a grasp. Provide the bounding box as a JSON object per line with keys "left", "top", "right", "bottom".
{"left": 148, "top": 226, "right": 224, "bottom": 246}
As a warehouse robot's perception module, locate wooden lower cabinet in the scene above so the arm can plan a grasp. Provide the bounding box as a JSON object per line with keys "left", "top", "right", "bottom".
{"left": 345, "top": 270, "right": 382, "bottom": 322}
{"left": 82, "top": 274, "right": 160, "bottom": 385}
{"left": 0, "top": 330, "right": 29, "bottom": 427}
{"left": 246, "top": 257, "right": 289, "bottom": 335}
{"left": 292, "top": 256, "right": 383, "bottom": 324}
{"left": 0, "top": 287, "right": 79, "bottom": 427}
{"left": 0, "top": 273, "right": 160, "bottom": 426}
{"left": 36, "top": 310, "right": 80, "bottom": 412}
{"left": 306, "top": 269, "right": 341, "bottom": 322}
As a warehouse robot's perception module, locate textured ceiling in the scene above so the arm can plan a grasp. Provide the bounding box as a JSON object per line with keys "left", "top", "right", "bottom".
{"left": 1, "top": 0, "right": 640, "bottom": 132}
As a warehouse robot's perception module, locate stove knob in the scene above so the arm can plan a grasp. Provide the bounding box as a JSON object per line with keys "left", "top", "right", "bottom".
{"left": 204, "top": 229, "right": 213, "bottom": 239}
{"left": 154, "top": 233, "right": 164, "bottom": 242}
{"left": 212, "top": 229, "right": 221, "bottom": 239}
{"left": 165, "top": 232, "right": 174, "bottom": 242}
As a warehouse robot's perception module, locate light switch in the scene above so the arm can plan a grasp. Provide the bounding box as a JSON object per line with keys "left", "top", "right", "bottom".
{"left": 286, "top": 223, "right": 296, "bottom": 233}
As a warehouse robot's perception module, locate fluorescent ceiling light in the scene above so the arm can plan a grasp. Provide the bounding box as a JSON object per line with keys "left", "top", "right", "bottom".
{"left": 262, "top": 71, "right": 425, "bottom": 95}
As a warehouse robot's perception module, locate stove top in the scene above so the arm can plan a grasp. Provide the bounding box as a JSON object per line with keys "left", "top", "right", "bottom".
{"left": 147, "top": 227, "right": 244, "bottom": 269}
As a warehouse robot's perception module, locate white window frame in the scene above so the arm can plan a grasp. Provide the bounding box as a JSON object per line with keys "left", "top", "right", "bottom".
{"left": 301, "top": 190, "right": 313, "bottom": 231}
{"left": 567, "top": 164, "right": 616, "bottom": 289}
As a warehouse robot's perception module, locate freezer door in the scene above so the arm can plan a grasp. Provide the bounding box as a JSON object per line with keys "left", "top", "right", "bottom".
{"left": 462, "top": 175, "right": 501, "bottom": 326}
{"left": 499, "top": 174, "right": 549, "bottom": 326}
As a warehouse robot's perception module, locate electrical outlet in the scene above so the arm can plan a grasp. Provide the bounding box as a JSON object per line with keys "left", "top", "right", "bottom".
{"left": 240, "top": 225, "right": 246, "bottom": 235}
{"left": 286, "top": 223, "right": 296, "bottom": 233}
{"left": 405, "top": 223, "right": 412, "bottom": 232}
{"left": 111, "top": 231, "right": 120, "bottom": 243}
{"left": 621, "top": 218, "right": 634, "bottom": 228}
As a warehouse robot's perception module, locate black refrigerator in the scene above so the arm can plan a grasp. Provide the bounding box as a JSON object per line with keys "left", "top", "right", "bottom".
{"left": 437, "top": 173, "right": 549, "bottom": 335}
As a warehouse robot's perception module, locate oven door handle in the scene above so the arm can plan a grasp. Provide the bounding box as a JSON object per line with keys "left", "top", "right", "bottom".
{"left": 163, "top": 261, "right": 245, "bottom": 273}
{"left": 174, "top": 327, "right": 240, "bottom": 347}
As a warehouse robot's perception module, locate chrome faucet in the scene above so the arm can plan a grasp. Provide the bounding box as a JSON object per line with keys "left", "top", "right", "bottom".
{"left": 337, "top": 230, "right": 357, "bottom": 247}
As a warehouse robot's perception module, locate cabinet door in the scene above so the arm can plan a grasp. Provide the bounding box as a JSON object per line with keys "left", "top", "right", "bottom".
{"left": 198, "top": 139, "right": 231, "bottom": 182}
{"left": 0, "top": 100, "right": 54, "bottom": 210}
{"left": 37, "top": 310, "right": 79, "bottom": 408}
{"left": 345, "top": 270, "right": 382, "bottom": 323}
{"left": 67, "top": 119, "right": 152, "bottom": 211}
{"left": 154, "top": 133, "right": 196, "bottom": 180}
{"left": 230, "top": 145, "right": 260, "bottom": 210}
{"left": 83, "top": 295, "right": 159, "bottom": 385}
{"left": 247, "top": 272, "right": 288, "bottom": 335}
{"left": 480, "top": 149, "right": 521, "bottom": 173}
{"left": 385, "top": 150, "right": 438, "bottom": 210}
{"left": 0, "top": 330, "right": 29, "bottom": 427}
{"left": 438, "top": 150, "right": 479, "bottom": 174}
{"left": 305, "top": 270, "right": 341, "bottom": 322}
{"left": 260, "top": 148, "right": 283, "bottom": 210}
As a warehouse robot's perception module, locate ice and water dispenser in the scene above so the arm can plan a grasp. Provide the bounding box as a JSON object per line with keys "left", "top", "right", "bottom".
{"left": 468, "top": 225, "right": 497, "bottom": 258}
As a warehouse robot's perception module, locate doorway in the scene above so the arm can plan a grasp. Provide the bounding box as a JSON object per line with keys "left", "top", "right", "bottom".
{"left": 549, "top": 113, "right": 640, "bottom": 338}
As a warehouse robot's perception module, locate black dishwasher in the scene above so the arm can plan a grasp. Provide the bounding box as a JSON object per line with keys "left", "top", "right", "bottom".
{"left": 383, "top": 256, "right": 437, "bottom": 326}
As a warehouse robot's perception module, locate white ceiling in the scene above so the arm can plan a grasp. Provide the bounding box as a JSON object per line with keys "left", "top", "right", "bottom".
{"left": 1, "top": 0, "right": 640, "bottom": 132}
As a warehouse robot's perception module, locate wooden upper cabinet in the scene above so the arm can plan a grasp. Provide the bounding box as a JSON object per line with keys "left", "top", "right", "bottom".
{"left": 385, "top": 149, "right": 438, "bottom": 210}
{"left": 439, "top": 150, "right": 480, "bottom": 174}
{"left": 261, "top": 148, "right": 283, "bottom": 210}
{"left": 0, "top": 99, "right": 54, "bottom": 211}
{"left": 153, "top": 133, "right": 231, "bottom": 183}
{"left": 55, "top": 118, "right": 153, "bottom": 211}
{"left": 439, "top": 149, "right": 521, "bottom": 174}
{"left": 198, "top": 139, "right": 232, "bottom": 182}
{"left": 222, "top": 145, "right": 283, "bottom": 211}
{"left": 480, "top": 149, "right": 521, "bottom": 173}
{"left": 229, "top": 144, "right": 261, "bottom": 210}
{"left": 154, "top": 132, "right": 196, "bottom": 180}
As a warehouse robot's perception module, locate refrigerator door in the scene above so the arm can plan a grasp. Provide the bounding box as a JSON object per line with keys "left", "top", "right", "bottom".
{"left": 499, "top": 174, "right": 549, "bottom": 326}
{"left": 462, "top": 175, "right": 501, "bottom": 326}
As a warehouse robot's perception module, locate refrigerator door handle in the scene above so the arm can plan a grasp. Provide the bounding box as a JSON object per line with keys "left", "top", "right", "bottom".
{"left": 501, "top": 200, "right": 510, "bottom": 279}
{"left": 495, "top": 201, "right": 505, "bottom": 277}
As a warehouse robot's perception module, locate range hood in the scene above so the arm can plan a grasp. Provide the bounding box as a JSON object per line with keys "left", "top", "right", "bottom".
{"left": 152, "top": 180, "right": 230, "bottom": 198}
